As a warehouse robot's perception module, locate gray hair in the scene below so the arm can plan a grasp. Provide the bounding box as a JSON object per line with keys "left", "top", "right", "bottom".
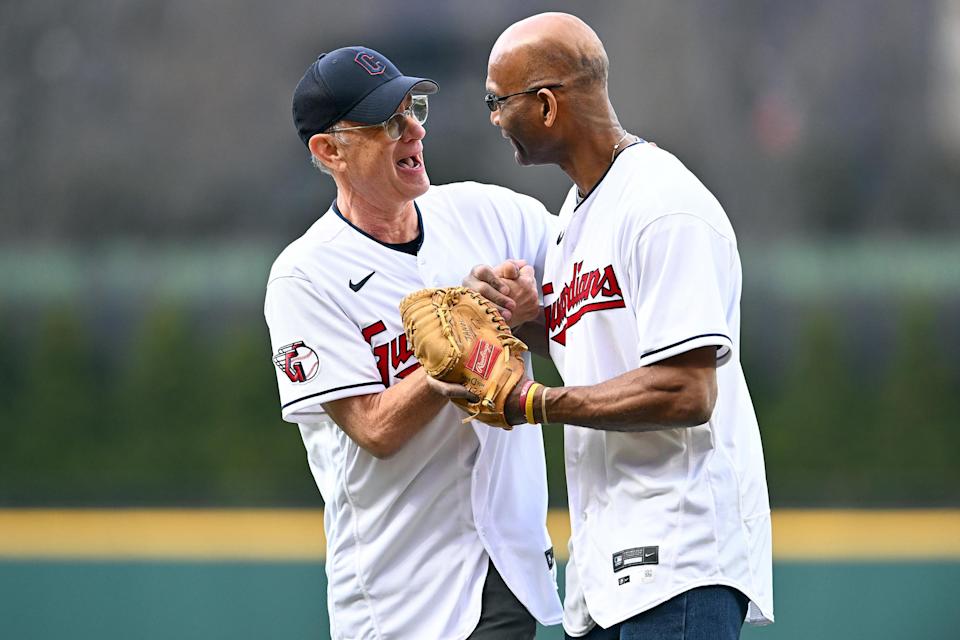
{"left": 309, "top": 126, "right": 349, "bottom": 176}
{"left": 311, "top": 153, "right": 333, "bottom": 176}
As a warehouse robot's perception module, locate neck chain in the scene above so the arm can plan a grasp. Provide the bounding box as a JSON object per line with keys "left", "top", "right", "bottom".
{"left": 577, "top": 130, "right": 636, "bottom": 202}
{"left": 611, "top": 130, "right": 632, "bottom": 162}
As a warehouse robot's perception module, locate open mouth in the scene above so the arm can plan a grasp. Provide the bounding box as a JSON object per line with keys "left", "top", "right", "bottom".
{"left": 396, "top": 154, "right": 423, "bottom": 170}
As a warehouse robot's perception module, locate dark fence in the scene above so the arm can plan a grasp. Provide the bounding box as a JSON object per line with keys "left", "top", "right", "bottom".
{"left": 2, "top": 293, "right": 957, "bottom": 508}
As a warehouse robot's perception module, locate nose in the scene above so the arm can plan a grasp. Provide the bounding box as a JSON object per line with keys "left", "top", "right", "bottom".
{"left": 490, "top": 108, "right": 500, "bottom": 127}
{"left": 402, "top": 115, "right": 426, "bottom": 141}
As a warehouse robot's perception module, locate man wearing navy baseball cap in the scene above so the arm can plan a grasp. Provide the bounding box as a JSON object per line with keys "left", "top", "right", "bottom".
{"left": 264, "top": 46, "right": 564, "bottom": 639}
{"left": 292, "top": 46, "right": 438, "bottom": 147}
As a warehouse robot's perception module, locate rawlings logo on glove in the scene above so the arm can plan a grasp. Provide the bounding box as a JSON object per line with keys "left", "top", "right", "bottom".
{"left": 399, "top": 286, "right": 527, "bottom": 429}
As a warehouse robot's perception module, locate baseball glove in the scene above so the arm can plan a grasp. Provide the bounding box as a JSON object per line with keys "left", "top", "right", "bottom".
{"left": 399, "top": 286, "right": 527, "bottom": 429}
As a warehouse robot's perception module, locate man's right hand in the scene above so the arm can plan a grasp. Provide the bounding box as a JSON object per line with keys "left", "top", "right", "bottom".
{"left": 463, "top": 260, "right": 539, "bottom": 328}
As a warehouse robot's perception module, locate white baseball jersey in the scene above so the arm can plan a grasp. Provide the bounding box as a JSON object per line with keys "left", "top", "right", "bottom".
{"left": 264, "top": 181, "right": 563, "bottom": 640}
{"left": 542, "top": 143, "right": 774, "bottom": 635}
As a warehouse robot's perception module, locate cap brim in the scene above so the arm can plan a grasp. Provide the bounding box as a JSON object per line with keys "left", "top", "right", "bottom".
{"left": 342, "top": 76, "right": 439, "bottom": 125}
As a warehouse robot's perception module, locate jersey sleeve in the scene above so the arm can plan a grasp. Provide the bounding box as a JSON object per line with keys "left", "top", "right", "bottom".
{"left": 625, "top": 213, "right": 735, "bottom": 367}
{"left": 264, "top": 275, "right": 385, "bottom": 423}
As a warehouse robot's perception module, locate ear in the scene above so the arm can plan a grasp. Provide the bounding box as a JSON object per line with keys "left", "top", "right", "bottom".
{"left": 308, "top": 133, "right": 344, "bottom": 172}
{"left": 536, "top": 88, "right": 560, "bottom": 128}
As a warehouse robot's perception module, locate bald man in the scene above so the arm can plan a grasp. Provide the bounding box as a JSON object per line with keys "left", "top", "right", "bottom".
{"left": 473, "top": 12, "right": 774, "bottom": 640}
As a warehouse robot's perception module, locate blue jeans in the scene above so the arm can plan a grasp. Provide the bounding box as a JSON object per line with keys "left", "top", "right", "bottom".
{"left": 567, "top": 585, "right": 749, "bottom": 640}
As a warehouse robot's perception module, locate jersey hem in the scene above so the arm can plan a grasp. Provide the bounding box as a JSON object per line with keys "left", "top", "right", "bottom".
{"left": 562, "top": 619, "right": 597, "bottom": 638}
{"left": 577, "top": 578, "right": 773, "bottom": 632}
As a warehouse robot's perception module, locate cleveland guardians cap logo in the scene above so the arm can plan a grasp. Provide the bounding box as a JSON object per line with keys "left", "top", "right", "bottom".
{"left": 273, "top": 341, "right": 320, "bottom": 383}
{"left": 354, "top": 52, "right": 385, "bottom": 75}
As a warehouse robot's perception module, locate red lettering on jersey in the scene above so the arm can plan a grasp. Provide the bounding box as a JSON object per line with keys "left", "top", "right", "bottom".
{"left": 361, "top": 320, "right": 420, "bottom": 387}
{"left": 362, "top": 321, "right": 389, "bottom": 386}
{"left": 544, "top": 262, "right": 626, "bottom": 345}
{"left": 361, "top": 321, "right": 387, "bottom": 343}
{"left": 391, "top": 333, "right": 415, "bottom": 370}
{"left": 396, "top": 362, "right": 421, "bottom": 379}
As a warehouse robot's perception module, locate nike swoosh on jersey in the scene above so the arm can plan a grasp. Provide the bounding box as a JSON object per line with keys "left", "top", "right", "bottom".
{"left": 349, "top": 271, "right": 376, "bottom": 292}
{"left": 556, "top": 231, "right": 564, "bottom": 244}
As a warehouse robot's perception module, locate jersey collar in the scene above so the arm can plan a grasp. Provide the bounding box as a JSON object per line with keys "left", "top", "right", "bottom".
{"left": 574, "top": 139, "right": 646, "bottom": 211}
{"left": 331, "top": 200, "right": 424, "bottom": 256}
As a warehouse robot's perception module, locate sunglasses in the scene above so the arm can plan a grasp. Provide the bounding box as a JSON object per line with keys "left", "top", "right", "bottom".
{"left": 483, "top": 84, "right": 563, "bottom": 112}
{"left": 326, "top": 95, "right": 429, "bottom": 140}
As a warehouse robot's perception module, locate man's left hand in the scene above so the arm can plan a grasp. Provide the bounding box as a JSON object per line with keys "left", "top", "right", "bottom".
{"left": 425, "top": 374, "right": 528, "bottom": 427}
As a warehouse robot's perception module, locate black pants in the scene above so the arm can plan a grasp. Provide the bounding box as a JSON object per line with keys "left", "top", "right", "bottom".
{"left": 467, "top": 559, "right": 537, "bottom": 640}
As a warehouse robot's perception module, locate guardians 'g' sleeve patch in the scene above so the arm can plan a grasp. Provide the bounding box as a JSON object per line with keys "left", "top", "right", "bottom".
{"left": 273, "top": 341, "right": 321, "bottom": 383}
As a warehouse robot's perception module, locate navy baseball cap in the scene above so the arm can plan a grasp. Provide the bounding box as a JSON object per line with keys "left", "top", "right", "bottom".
{"left": 292, "top": 46, "right": 439, "bottom": 146}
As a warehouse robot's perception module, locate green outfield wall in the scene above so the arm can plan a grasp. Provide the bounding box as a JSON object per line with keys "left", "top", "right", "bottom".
{"left": 1, "top": 510, "right": 958, "bottom": 639}
{"left": 2, "top": 291, "right": 958, "bottom": 510}
{"left": 2, "top": 560, "right": 959, "bottom": 639}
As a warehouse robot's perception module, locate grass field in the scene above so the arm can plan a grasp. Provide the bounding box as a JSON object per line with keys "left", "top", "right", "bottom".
{"left": 2, "top": 509, "right": 958, "bottom": 639}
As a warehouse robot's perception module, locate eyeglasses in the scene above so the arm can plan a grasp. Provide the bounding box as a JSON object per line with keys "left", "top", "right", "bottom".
{"left": 483, "top": 84, "right": 563, "bottom": 112}
{"left": 326, "top": 95, "right": 429, "bottom": 140}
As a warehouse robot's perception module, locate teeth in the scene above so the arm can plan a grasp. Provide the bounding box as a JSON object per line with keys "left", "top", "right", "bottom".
{"left": 397, "top": 157, "right": 417, "bottom": 168}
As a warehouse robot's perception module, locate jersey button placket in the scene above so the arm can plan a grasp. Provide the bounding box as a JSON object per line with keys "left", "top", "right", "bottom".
{"left": 416, "top": 255, "right": 431, "bottom": 286}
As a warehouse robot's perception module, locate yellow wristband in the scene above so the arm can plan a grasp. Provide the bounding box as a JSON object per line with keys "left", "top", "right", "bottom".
{"left": 525, "top": 383, "right": 541, "bottom": 424}
{"left": 540, "top": 386, "right": 549, "bottom": 424}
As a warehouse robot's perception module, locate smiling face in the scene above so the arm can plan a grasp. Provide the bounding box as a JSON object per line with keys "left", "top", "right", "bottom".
{"left": 331, "top": 94, "right": 430, "bottom": 208}
{"left": 486, "top": 44, "right": 566, "bottom": 168}
{"left": 486, "top": 13, "right": 616, "bottom": 174}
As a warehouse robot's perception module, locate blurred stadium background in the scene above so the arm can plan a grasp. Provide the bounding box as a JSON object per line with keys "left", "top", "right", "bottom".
{"left": 1, "top": 0, "right": 959, "bottom": 638}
